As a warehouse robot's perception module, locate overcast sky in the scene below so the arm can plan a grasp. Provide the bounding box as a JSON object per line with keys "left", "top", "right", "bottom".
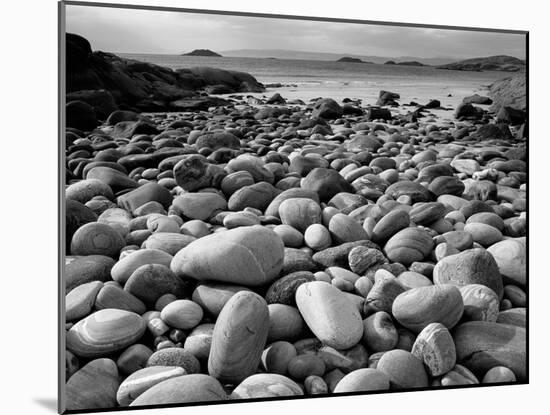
{"left": 65, "top": 4, "right": 526, "bottom": 59}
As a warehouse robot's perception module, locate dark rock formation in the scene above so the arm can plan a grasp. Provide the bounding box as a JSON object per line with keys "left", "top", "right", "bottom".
{"left": 488, "top": 75, "right": 526, "bottom": 112}
{"left": 66, "top": 33, "right": 264, "bottom": 112}
{"left": 438, "top": 55, "right": 525, "bottom": 72}
{"left": 376, "top": 90, "right": 400, "bottom": 106}
{"left": 182, "top": 49, "right": 222, "bottom": 57}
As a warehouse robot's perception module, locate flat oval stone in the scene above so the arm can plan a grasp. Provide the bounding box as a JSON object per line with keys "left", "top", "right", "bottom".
{"left": 65, "top": 255, "right": 115, "bottom": 293}
{"left": 171, "top": 192, "right": 227, "bottom": 220}
{"left": 329, "top": 213, "right": 369, "bottom": 244}
{"left": 147, "top": 348, "right": 201, "bottom": 373}
{"left": 124, "top": 264, "right": 187, "bottom": 305}
{"left": 142, "top": 232, "right": 196, "bottom": 255}
{"left": 129, "top": 374, "right": 227, "bottom": 406}
{"left": 376, "top": 349, "right": 428, "bottom": 389}
{"left": 67, "top": 309, "right": 146, "bottom": 358}
{"left": 171, "top": 225, "right": 284, "bottom": 286}
{"left": 278, "top": 198, "right": 322, "bottom": 232}
{"left": 95, "top": 284, "right": 146, "bottom": 314}
{"left": 66, "top": 179, "right": 114, "bottom": 204}
{"left": 116, "top": 344, "right": 153, "bottom": 376}
{"left": 183, "top": 323, "right": 214, "bottom": 360}
{"left": 116, "top": 366, "right": 186, "bottom": 406}
{"left": 65, "top": 358, "right": 120, "bottom": 410}
{"left": 160, "top": 299, "right": 204, "bottom": 330}
{"left": 230, "top": 373, "right": 303, "bottom": 399}
{"left": 208, "top": 291, "right": 269, "bottom": 384}
{"left": 463, "top": 223, "right": 503, "bottom": 246}
{"left": 333, "top": 368, "right": 390, "bottom": 393}
{"left": 111, "top": 249, "right": 173, "bottom": 285}
{"left": 371, "top": 209, "right": 410, "bottom": 243}
{"left": 384, "top": 227, "right": 434, "bottom": 266}
{"left": 70, "top": 222, "right": 125, "bottom": 258}
{"left": 433, "top": 248, "right": 503, "bottom": 299}
{"left": 296, "top": 281, "right": 363, "bottom": 350}
{"left": 487, "top": 237, "right": 526, "bottom": 286}
{"left": 385, "top": 181, "right": 433, "bottom": 203}
{"left": 192, "top": 283, "right": 251, "bottom": 317}
{"left": 66, "top": 281, "right": 104, "bottom": 321}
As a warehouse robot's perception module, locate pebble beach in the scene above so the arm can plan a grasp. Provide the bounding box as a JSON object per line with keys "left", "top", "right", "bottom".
{"left": 63, "top": 34, "right": 527, "bottom": 411}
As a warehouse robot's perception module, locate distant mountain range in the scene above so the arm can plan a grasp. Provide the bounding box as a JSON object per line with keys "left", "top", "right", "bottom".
{"left": 219, "top": 49, "right": 457, "bottom": 66}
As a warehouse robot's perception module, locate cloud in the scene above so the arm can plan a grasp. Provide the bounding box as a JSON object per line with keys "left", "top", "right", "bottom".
{"left": 65, "top": 4, "right": 525, "bottom": 59}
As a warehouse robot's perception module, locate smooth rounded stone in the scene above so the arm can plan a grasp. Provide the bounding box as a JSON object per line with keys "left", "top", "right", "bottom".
{"left": 86, "top": 166, "right": 138, "bottom": 193}
{"left": 265, "top": 271, "right": 315, "bottom": 306}
{"left": 363, "top": 311, "right": 398, "bottom": 352}
{"left": 268, "top": 304, "right": 305, "bottom": 342}
{"left": 66, "top": 281, "right": 103, "bottom": 321}
{"left": 326, "top": 267, "right": 360, "bottom": 284}
{"left": 70, "top": 222, "right": 125, "bottom": 258}
{"left": 459, "top": 200, "right": 495, "bottom": 220}
{"left": 228, "top": 182, "right": 278, "bottom": 212}
{"left": 278, "top": 198, "right": 322, "bottom": 232}
{"left": 129, "top": 374, "right": 227, "bottom": 406}
{"left": 97, "top": 207, "right": 132, "bottom": 237}
{"left": 438, "top": 194, "right": 470, "bottom": 212}
{"left": 354, "top": 276, "right": 374, "bottom": 296}
{"left": 117, "top": 344, "right": 153, "bottom": 376}
{"left": 460, "top": 284, "right": 500, "bottom": 322}
{"left": 172, "top": 154, "right": 226, "bottom": 191}
{"left": 324, "top": 368, "right": 347, "bottom": 392}
{"left": 437, "top": 364, "right": 479, "bottom": 386}
{"left": 126, "top": 229, "right": 152, "bottom": 246}
{"left": 65, "top": 255, "right": 116, "bottom": 293}
{"left": 117, "top": 182, "right": 173, "bottom": 214}
{"left": 385, "top": 181, "right": 433, "bottom": 203}
{"left": 273, "top": 224, "right": 304, "bottom": 248}
{"left": 463, "top": 222, "right": 503, "bottom": 246}
{"left": 428, "top": 176, "right": 465, "bottom": 197}
{"left": 182, "top": 324, "right": 214, "bottom": 361}
{"left": 147, "top": 348, "right": 200, "bottom": 373}
{"left": 411, "top": 322, "right": 456, "bottom": 376}
{"left": 371, "top": 210, "right": 410, "bottom": 243}
{"left": 146, "top": 215, "right": 180, "bottom": 234}
{"left": 192, "top": 283, "right": 251, "bottom": 317}
{"left": 433, "top": 248, "right": 504, "bottom": 299}
{"left": 66, "top": 199, "right": 98, "bottom": 250}
{"left": 312, "top": 240, "right": 379, "bottom": 269}
{"left": 230, "top": 373, "right": 303, "bottom": 399}
{"left": 180, "top": 219, "right": 210, "bottom": 238}
{"left": 221, "top": 171, "right": 255, "bottom": 196}
{"left": 397, "top": 271, "right": 432, "bottom": 289}
{"left": 155, "top": 293, "right": 177, "bottom": 311}
{"left": 439, "top": 230, "right": 474, "bottom": 250}
{"left": 454, "top": 321, "right": 526, "bottom": 380}
{"left": 65, "top": 358, "right": 119, "bottom": 411}
{"left": 377, "top": 349, "right": 429, "bottom": 389}
{"left": 208, "top": 291, "right": 269, "bottom": 384}
{"left": 409, "top": 202, "right": 446, "bottom": 226}
{"left": 296, "top": 281, "right": 363, "bottom": 349}
{"left": 466, "top": 212, "right": 505, "bottom": 230}
{"left": 504, "top": 285, "right": 526, "bottom": 307}
{"left": 288, "top": 354, "right": 326, "bottom": 380}
{"left": 384, "top": 227, "right": 434, "bottom": 266}
{"left": 434, "top": 242, "right": 460, "bottom": 261}
{"left": 172, "top": 225, "right": 284, "bottom": 286}
{"left": 67, "top": 309, "right": 146, "bottom": 358}
{"left": 304, "top": 375, "right": 329, "bottom": 395}
{"left": 265, "top": 188, "right": 320, "bottom": 218}
{"left": 160, "top": 300, "right": 204, "bottom": 330}
{"left": 482, "top": 366, "right": 517, "bottom": 383}
{"left": 417, "top": 163, "right": 453, "bottom": 183}
{"left": 487, "top": 237, "right": 526, "bottom": 285}
{"left": 328, "top": 213, "right": 369, "bottom": 244}
{"left": 392, "top": 285, "right": 464, "bottom": 333}
{"left": 223, "top": 211, "right": 261, "bottom": 229}
{"left": 117, "top": 366, "right": 186, "bottom": 406}
{"left": 226, "top": 154, "right": 273, "bottom": 182}
{"left": 450, "top": 159, "right": 481, "bottom": 176}
{"left": 364, "top": 270, "right": 407, "bottom": 313}
{"left": 95, "top": 283, "right": 146, "bottom": 314}
{"left": 497, "top": 308, "right": 526, "bottom": 327}
{"left": 66, "top": 179, "right": 115, "bottom": 204}
{"left": 333, "top": 368, "right": 390, "bottom": 393}
{"left": 124, "top": 264, "right": 187, "bottom": 305}
{"left": 261, "top": 341, "right": 297, "bottom": 375}
{"left": 304, "top": 223, "right": 332, "bottom": 251}
{"left": 348, "top": 246, "right": 388, "bottom": 275}
{"left": 171, "top": 192, "right": 227, "bottom": 221}
{"left": 289, "top": 154, "right": 330, "bottom": 176}
{"left": 301, "top": 167, "right": 354, "bottom": 201}
{"left": 111, "top": 249, "right": 173, "bottom": 285}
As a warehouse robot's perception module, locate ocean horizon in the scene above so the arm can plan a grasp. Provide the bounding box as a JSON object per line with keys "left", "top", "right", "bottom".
{"left": 119, "top": 53, "right": 511, "bottom": 119}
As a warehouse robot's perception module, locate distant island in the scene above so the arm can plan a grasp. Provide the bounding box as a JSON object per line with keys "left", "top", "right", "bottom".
{"left": 337, "top": 56, "right": 373, "bottom": 64}
{"left": 182, "top": 49, "right": 222, "bottom": 57}
{"left": 384, "top": 60, "right": 396, "bottom": 65}
{"left": 438, "top": 55, "right": 525, "bottom": 72}
{"left": 384, "top": 60, "right": 425, "bottom": 66}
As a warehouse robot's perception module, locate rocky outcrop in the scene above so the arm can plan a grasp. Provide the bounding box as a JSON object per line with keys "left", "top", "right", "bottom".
{"left": 438, "top": 55, "right": 525, "bottom": 72}
{"left": 337, "top": 57, "right": 364, "bottom": 63}
{"left": 488, "top": 74, "right": 527, "bottom": 112}
{"left": 66, "top": 33, "right": 264, "bottom": 112}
